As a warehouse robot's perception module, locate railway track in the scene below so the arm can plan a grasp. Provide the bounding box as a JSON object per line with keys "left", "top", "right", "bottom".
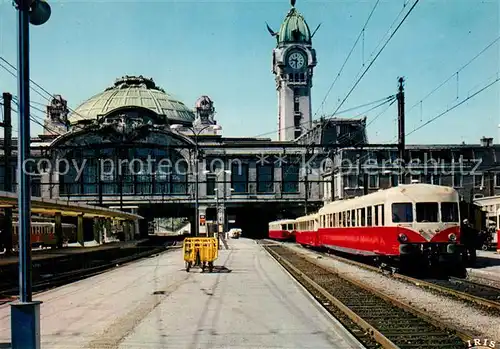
{"left": 319, "top": 246, "right": 500, "bottom": 312}
{"left": 415, "top": 277, "right": 500, "bottom": 311}
{"left": 0, "top": 244, "right": 180, "bottom": 305}
{"left": 266, "top": 240, "right": 500, "bottom": 313}
{"left": 264, "top": 243, "right": 471, "bottom": 349}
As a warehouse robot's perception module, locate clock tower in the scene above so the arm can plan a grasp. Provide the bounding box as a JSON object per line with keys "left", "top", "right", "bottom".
{"left": 268, "top": 0, "right": 318, "bottom": 141}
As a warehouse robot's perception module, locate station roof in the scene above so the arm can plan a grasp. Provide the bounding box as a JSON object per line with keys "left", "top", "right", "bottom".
{"left": 68, "top": 75, "right": 195, "bottom": 126}
{"left": 0, "top": 191, "right": 142, "bottom": 221}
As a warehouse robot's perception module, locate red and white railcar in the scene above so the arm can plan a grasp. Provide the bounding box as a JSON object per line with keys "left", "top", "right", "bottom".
{"left": 496, "top": 208, "right": 500, "bottom": 253}
{"left": 295, "top": 214, "right": 320, "bottom": 247}
{"left": 317, "top": 184, "right": 462, "bottom": 265}
{"left": 11, "top": 221, "right": 77, "bottom": 250}
{"left": 268, "top": 219, "right": 296, "bottom": 241}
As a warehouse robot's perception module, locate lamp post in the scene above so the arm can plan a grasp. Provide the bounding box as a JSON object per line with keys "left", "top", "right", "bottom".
{"left": 11, "top": 1, "right": 51, "bottom": 348}
{"left": 214, "top": 183, "right": 233, "bottom": 245}
{"left": 171, "top": 123, "right": 221, "bottom": 236}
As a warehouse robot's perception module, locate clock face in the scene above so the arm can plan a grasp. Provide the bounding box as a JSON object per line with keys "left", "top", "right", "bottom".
{"left": 288, "top": 51, "right": 306, "bottom": 70}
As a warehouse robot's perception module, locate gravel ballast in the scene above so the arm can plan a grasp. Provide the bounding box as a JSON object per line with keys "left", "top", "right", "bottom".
{"left": 283, "top": 243, "right": 500, "bottom": 340}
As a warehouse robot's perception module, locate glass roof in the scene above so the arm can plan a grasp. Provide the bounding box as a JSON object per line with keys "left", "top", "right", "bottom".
{"left": 68, "top": 76, "right": 195, "bottom": 125}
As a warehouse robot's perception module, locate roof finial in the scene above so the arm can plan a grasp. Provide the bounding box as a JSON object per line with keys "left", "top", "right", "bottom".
{"left": 291, "top": 0, "right": 296, "bottom": 7}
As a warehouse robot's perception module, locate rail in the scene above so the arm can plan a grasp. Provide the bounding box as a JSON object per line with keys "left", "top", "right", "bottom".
{"left": 273, "top": 240, "right": 500, "bottom": 313}
{"left": 263, "top": 243, "right": 473, "bottom": 349}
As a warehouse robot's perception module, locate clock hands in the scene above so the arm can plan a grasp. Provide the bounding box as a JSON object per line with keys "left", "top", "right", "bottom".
{"left": 289, "top": 52, "right": 305, "bottom": 69}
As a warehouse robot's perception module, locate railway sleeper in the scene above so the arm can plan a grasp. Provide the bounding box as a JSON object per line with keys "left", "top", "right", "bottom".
{"left": 268, "top": 246, "right": 468, "bottom": 349}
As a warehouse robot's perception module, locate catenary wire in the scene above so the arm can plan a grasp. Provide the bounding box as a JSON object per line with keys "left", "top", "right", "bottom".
{"left": 406, "top": 35, "right": 500, "bottom": 115}
{"left": 0, "top": 56, "right": 87, "bottom": 122}
{"left": 329, "top": 0, "right": 420, "bottom": 121}
{"left": 314, "top": 0, "right": 381, "bottom": 119}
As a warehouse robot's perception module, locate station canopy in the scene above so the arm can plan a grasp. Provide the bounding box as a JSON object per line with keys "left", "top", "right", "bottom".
{"left": 0, "top": 191, "right": 142, "bottom": 221}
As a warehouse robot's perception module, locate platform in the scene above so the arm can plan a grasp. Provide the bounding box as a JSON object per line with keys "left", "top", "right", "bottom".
{"left": 0, "top": 238, "right": 364, "bottom": 349}
{"left": 0, "top": 240, "right": 145, "bottom": 267}
{"left": 467, "top": 250, "right": 500, "bottom": 283}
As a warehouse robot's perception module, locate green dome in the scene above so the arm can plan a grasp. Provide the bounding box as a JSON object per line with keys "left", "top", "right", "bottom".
{"left": 278, "top": 7, "right": 311, "bottom": 45}
{"left": 68, "top": 75, "right": 195, "bottom": 125}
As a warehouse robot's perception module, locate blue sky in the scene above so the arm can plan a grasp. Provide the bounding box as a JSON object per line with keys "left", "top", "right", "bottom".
{"left": 0, "top": 0, "right": 498, "bottom": 144}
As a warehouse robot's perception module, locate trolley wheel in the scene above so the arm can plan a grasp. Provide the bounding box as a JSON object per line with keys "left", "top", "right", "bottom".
{"left": 185, "top": 262, "right": 191, "bottom": 272}
{"left": 201, "top": 263, "right": 206, "bottom": 273}
{"left": 208, "top": 262, "right": 214, "bottom": 273}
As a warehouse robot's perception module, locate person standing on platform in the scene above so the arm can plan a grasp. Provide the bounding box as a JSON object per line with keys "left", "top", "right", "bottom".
{"left": 461, "top": 219, "right": 477, "bottom": 266}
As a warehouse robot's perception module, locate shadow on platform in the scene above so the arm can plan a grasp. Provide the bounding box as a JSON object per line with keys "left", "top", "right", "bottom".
{"left": 0, "top": 343, "right": 11, "bottom": 349}
{"left": 209, "top": 266, "right": 232, "bottom": 273}
{"left": 178, "top": 266, "right": 232, "bottom": 273}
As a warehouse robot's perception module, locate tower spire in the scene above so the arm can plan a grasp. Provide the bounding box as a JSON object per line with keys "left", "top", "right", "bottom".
{"left": 291, "top": 0, "right": 296, "bottom": 8}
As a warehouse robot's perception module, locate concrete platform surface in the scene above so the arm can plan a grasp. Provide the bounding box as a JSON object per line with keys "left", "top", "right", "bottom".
{"left": 0, "top": 238, "right": 364, "bottom": 349}
{"left": 467, "top": 250, "right": 500, "bottom": 283}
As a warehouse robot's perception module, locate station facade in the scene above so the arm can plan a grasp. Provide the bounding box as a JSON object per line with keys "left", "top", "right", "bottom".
{"left": 1, "top": 2, "right": 500, "bottom": 238}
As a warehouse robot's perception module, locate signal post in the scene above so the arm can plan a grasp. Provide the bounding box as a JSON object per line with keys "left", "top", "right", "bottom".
{"left": 10, "top": 1, "right": 51, "bottom": 349}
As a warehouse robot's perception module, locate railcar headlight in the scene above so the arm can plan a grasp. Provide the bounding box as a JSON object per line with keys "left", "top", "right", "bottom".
{"left": 448, "top": 233, "right": 457, "bottom": 242}
{"left": 398, "top": 233, "right": 408, "bottom": 243}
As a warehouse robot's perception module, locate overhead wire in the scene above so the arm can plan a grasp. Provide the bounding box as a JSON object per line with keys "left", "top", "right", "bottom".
{"left": 405, "top": 75, "right": 500, "bottom": 138}
{"left": 0, "top": 57, "right": 53, "bottom": 102}
{"left": 0, "top": 56, "right": 87, "bottom": 122}
{"left": 306, "top": 0, "right": 413, "bottom": 147}
{"left": 345, "top": 71, "right": 499, "bottom": 176}
{"left": 314, "top": 0, "right": 381, "bottom": 119}
{"left": 280, "top": 96, "right": 397, "bottom": 182}
{"left": 253, "top": 94, "right": 395, "bottom": 138}
{"left": 343, "top": 71, "right": 500, "bottom": 182}
{"left": 349, "top": 0, "right": 410, "bottom": 89}
{"left": 329, "top": 0, "right": 420, "bottom": 121}
{"left": 274, "top": 0, "right": 419, "bottom": 153}
{"left": 10, "top": 99, "right": 60, "bottom": 136}
{"left": 406, "top": 35, "right": 500, "bottom": 115}
{"left": 321, "top": 0, "right": 500, "bottom": 173}
{"left": 254, "top": 0, "right": 410, "bottom": 141}
{"left": 285, "top": 0, "right": 417, "bottom": 175}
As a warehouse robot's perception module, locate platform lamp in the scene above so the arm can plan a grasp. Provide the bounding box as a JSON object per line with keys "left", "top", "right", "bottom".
{"left": 11, "top": 1, "right": 51, "bottom": 348}
{"left": 170, "top": 123, "right": 222, "bottom": 236}
{"left": 214, "top": 185, "right": 233, "bottom": 245}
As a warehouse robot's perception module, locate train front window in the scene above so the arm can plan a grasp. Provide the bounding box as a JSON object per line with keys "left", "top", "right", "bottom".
{"left": 392, "top": 203, "right": 413, "bottom": 223}
{"left": 416, "top": 202, "right": 439, "bottom": 222}
{"left": 441, "top": 202, "right": 458, "bottom": 222}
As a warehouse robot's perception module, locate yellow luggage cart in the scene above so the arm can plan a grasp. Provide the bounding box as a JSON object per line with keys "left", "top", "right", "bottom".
{"left": 183, "top": 237, "right": 218, "bottom": 272}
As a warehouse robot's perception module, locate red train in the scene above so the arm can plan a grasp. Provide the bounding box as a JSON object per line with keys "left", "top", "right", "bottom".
{"left": 267, "top": 219, "right": 296, "bottom": 241}
{"left": 11, "top": 221, "right": 77, "bottom": 250}
{"left": 270, "top": 184, "right": 465, "bottom": 273}
{"left": 496, "top": 208, "right": 500, "bottom": 253}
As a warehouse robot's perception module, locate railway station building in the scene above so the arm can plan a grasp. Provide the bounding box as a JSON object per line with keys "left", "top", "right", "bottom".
{"left": 1, "top": 2, "right": 500, "bottom": 238}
